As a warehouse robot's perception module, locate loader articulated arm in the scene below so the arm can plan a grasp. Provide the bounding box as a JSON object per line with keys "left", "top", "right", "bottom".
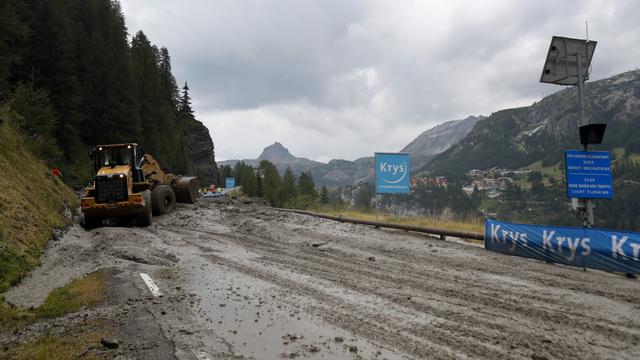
{"left": 140, "top": 153, "right": 199, "bottom": 203}
{"left": 140, "top": 153, "right": 172, "bottom": 184}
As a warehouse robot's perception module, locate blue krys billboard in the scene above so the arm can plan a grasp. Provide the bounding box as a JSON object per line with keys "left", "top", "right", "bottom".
{"left": 486, "top": 220, "right": 640, "bottom": 274}
{"left": 375, "top": 153, "right": 410, "bottom": 194}
{"left": 225, "top": 177, "right": 235, "bottom": 188}
{"left": 565, "top": 150, "right": 613, "bottom": 199}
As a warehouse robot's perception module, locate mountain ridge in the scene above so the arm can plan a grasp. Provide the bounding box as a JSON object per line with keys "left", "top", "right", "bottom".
{"left": 426, "top": 69, "right": 640, "bottom": 177}
{"left": 219, "top": 115, "right": 481, "bottom": 187}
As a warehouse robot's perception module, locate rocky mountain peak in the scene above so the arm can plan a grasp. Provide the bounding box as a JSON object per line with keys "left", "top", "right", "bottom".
{"left": 258, "top": 142, "right": 296, "bottom": 162}
{"left": 401, "top": 115, "right": 484, "bottom": 170}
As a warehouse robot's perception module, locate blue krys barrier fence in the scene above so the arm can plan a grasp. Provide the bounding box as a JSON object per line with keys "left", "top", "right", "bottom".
{"left": 485, "top": 220, "right": 640, "bottom": 274}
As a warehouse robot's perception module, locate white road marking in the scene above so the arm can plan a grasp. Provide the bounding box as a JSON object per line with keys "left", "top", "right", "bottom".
{"left": 139, "top": 273, "right": 162, "bottom": 297}
{"left": 193, "top": 350, "right": 213, "bottom": 360}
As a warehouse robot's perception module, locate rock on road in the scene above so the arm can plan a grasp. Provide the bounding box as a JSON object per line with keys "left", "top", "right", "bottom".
{"left": 4, "top": 197, "right": 640, "bottom": 359}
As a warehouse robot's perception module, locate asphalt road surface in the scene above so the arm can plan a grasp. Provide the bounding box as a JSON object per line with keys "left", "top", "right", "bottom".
{"left": 3, "top": 197, "right": 640, "bottom": 359}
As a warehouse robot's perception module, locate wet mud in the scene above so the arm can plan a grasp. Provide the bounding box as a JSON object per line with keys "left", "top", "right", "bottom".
{"left": 3, "top": 197, "right": 640, "bottom": 359}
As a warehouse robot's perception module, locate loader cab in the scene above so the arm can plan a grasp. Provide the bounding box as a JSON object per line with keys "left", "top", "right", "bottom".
{"left": 90, "top": 143, "right": 146, "bottom": 182}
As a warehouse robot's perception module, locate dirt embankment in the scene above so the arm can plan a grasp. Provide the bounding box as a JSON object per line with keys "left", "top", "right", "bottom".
{"left": 3, "top": 197, "right": 640, "bottom": 359}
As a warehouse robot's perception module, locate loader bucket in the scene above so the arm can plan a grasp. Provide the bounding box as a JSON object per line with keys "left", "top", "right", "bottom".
{"left": 173, "top": 177, "right": 199, "bottom": 204}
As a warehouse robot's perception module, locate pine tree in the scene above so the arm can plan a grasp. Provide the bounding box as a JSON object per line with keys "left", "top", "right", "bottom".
{"left": 280, "top": 167, "right": 297, "bottom": 205}
{"left": 0, "top": 0, "right": 28, "bottom": 99}
{"left": 255, "top": 172, "right": 264, "bottom": 198}
{"left": 298, "top": 171, "right": 317, "bottom": 198}
{"left": 354, "top": 183, "right": 373, "bottom": 211}
{"left": 0, "top": 0, "right": 213, "bottom": 186}
{"left": 217, "top": 165, "right": 231, "bottom": 186}
{"left": 259, "top": 160, "right": 281, "bottom": 206}
{"left": 131, "top": 31, "right": 176, "bottom": 166}
{"left": 10, "top": 84, "right": 61, "bottom": 162}
{"left": 159, "top": 47, "right": 179, "bottom": 109}
{"left": 179, "top": 82, "right": 193, "bottom": 116}
{"left": 320, "top": 185, "right": 329, "bottom": 204}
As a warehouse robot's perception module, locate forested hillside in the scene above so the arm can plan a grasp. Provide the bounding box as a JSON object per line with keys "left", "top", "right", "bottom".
{"left": 427, "top": 70, "right": 640, "bottom": 177}
{"left": 421, "top": 69, "right": 640, "bottom": 230}
{"left": 0, "top": 0, "right": 217, "bottom": 185}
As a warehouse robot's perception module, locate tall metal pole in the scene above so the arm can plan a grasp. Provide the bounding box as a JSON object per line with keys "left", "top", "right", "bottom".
{"left": 576, "top": 53, "right": 586, "bottom": 127}
{"left": 577, "top": 52, "right": 595, "bottom": 228}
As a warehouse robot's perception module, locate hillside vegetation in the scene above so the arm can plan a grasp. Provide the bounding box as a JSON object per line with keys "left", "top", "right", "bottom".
{"left": 422, "top": 69, "right": 640, "bottom": 230}
{"left": 0, "top": 0, "right": 216, "bottom": 186}
{"left": 0, "top": 113, "right": 77, "bottom": 292}
{"left": 428, "top": 70, "right": 640, "bottom": 176}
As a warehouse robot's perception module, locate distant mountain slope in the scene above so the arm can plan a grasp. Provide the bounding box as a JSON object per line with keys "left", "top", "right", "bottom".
{"left": 309, "top": 156, "right": 375, "bottom": 188}
{"left": 402, "top": 115, "right": 483, "bottom": 170}
{"left": 428, "top": 69, "right": 640, "bottom": 177}
{"left": 220, "top": 115, "right": 485, "bottom": 187}
{"left": 219, "top": 142, "right": 323, "bottom": 175}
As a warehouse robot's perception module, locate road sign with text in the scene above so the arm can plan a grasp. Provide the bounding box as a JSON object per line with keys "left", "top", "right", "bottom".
{"left": 565, "top": 150, "right": 612, "bottom": 199}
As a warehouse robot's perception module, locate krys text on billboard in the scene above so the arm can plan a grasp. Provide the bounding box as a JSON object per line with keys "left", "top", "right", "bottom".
{"left": 375, "top": 153, "right": 410, "bottom": 194}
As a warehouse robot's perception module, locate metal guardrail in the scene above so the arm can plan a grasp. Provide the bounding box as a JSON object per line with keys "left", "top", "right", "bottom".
{"left": 276, "top": 208, "right": 485, "bottom": 241}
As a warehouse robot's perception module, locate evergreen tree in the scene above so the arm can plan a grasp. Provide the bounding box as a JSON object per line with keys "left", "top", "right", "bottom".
{"left": 0, "top": 0, "right": 28, "bottom": 99}
{"left": 10, "top": 83, "right": 61, "bottom": 162}
{"left": 159, "top": 47, "right": 179, "bottom": 109}
{"left": 234, "top": 161, "right": 257, "bottom": 197}
{"left": 0, "top": 0, "right": 213, "bottom": 187}
{"left": 320, "top": 185, "right": 329, "bottom": 204}
{"left": 217, "top": 165, "right": 233, "bottom": 186}
{"left": 298, "top": 171, "right": 317, "bottom": 198}
{"left": 179, "top": 81, "right": 193, "bottom": 116}
{"left": 528, "top": 171, "right": 545, "bottom": 195}
{"left": 16, "top": 0, "right": 85, "bottom": 164}
{"left": 280, "top": 167, "right": 297, "bottom": 204}
{"left": 354, "top": 182, "right": 374, "bottom": 211}
{"left": 259, "top": 160, "right": 281, "bottom": 206}
{"left": 255, "top": 172, "right": 264, "bottom": 198}
{"left": 131, "top": 30, "right": 178, "bottom": 167}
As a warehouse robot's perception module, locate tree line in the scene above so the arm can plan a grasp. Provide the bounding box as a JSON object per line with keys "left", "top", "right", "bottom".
{"left": 217, "top": 161, "right": 330, "bottom": 208}
{"left": 0, "top": 0, "right": 207, "bottom": 185}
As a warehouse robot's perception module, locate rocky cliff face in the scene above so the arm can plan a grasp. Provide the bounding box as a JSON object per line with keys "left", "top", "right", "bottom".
{"left": 185, "top": 119, "right": 218, "bottom": 185}
{"left": 258, "top": 142, "right": 296, "bottom": 162}
{"left": 402, "top": 116, "right": 483, "bottom": 170}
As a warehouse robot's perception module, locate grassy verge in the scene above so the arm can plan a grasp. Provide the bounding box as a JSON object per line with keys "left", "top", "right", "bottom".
{"left": 313, "top": 207, "right": 484, "bottom": 234}
{"left": 0, "top": 271, "right": 105, "bottom": 331}
{"left": 0, "top": 322, "right": 108, "bottom": 360}
{"left": 0, "top": 116, "right": 78, "bottom": 292}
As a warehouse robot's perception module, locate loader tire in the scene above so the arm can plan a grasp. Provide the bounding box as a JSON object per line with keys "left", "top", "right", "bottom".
{"left": 151, "top": 185, "right": 176, "bottom": 215}
{"left": 82, "top": 214, "right": 101, "bottom": 229}
{"left": 137, "top": 190, "right": 153, "bottom": 227}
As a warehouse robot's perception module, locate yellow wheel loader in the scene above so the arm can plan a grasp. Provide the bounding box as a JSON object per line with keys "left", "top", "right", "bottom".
{"left": 80, "top": 143, "right": 199, "bottom": 229}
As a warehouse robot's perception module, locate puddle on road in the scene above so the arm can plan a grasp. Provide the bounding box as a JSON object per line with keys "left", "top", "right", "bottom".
{"left": 187, "top": 258, "right": 408, "bottom": 360}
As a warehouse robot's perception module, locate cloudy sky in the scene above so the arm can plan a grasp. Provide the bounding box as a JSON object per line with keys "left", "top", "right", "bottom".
{"left": 120, "top": 0, "right": 640, "bottom": 162}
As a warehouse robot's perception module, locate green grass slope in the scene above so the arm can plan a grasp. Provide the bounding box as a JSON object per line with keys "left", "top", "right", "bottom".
{"left": 0, "top": 116, "right": 78, "bottom": 292}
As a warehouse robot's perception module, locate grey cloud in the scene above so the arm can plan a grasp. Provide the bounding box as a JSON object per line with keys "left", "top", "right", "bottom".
{"left": 121, "top": 0, "right": 640, "bottom": 161}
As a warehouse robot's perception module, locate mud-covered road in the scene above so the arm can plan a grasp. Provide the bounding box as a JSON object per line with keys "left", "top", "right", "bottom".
{"left": 4, "top": 198, "right": 640, "bottom": 359}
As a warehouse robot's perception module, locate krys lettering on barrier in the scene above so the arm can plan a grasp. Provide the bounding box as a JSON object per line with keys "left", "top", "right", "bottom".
{"left": 375, "top": 152, "right": 410, "bottom": 194}
{"left": 485, "top": 220, "right": 640, "bottom": 274}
